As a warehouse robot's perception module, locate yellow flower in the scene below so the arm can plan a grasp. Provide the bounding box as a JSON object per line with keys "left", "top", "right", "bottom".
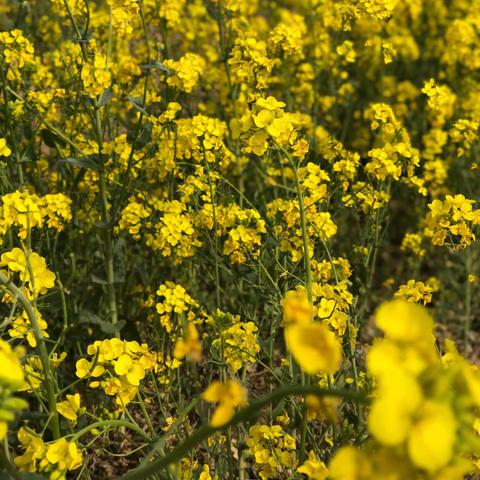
{"left": 203, "top": 379, "right": 247, "bottom": 427}
{"left": 46, "top": 438, "right": 82, "bottom": 471}
{"left": 253, "top": 109, "right": 275, "bottom": 128}
{"left": 163, "top": 53, "right": 205, "bottom": 93}
{"left": 282, "top": 288, "right": 313, "bottom": 326}
{"left": 0, "top": 342, "right": 28, "bottom": 441}
{"left": 247, "top": 424, "right": 297, "bottom": 478}
{"left": 0, "top": 137, "right": 11, "bottom": 157}
{"left": 407, "top": 401, "right": 456, "bottom": 472}
{"left": 214, "top": 320, "right": 259, "bottom": 373}
{"left": 14, "top": 427, "right": 47, "bottom": 471}
{"left": 114, "top": 354, "right": 145, "bottom": 386}
{"left": 285, "top": 322, "right": 342, "bottom": 374}
{"left": 75, "top": 358, "right": 105, "bottom": 378}
{"left": 328, "top": 446, "right": 372, "bottom": 479}
{"left": 374, "top": 299, "right": 434, "bottom": 343}
{"left": 0, "top": 339, "right": 24, "bottom": 389}
{"left": 368, "top": 368, "right": 423, "bottom": 445}
{"left": 0, "top": 248, "right": 56, "bottom": 296}
{"left": 81, "top": 52, "right": 111, "bottom": 98}
{"left": 56, "top": 394, "right": 81, "bottom": 422}
{"left": 199, "top": 464, "right": 212, "bottom": 480}
{"left": 297, "top": 450, "right": 328, "bottom": 479}
{"left": 173, "top": 323, "right": 202, "bottom": 362}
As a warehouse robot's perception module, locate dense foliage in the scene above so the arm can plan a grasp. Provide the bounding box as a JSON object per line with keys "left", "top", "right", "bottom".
{"left": 1, "top": 0, "right": 480, "bottom": 478}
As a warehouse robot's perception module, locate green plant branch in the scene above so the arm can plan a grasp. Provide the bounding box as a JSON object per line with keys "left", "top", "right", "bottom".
{"left": 118, "top": 385, "right": 365, "bottom": 480}
{"left": 0, "top": 272, "right": 61, "bottom": 439}
{"left": 70, "top": 419, "right": 151, "bottom": 443}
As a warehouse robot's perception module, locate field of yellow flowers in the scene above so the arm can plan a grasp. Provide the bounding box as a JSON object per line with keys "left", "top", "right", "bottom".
{"left": 1, "top": 0, "right": 480, "bottom": 478}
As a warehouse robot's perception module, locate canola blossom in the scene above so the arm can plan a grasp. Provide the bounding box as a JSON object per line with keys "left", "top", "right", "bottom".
{"left": 0, "top": 0, "right": 480, "bottom": 478}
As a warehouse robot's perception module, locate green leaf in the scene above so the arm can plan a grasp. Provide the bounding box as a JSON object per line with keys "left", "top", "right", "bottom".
{"left": 97, "top": 87, "right": 113, "bottom": 107}
{"left": 141, "top": 61, "right": 171, "bottom": 74}
{"left": 40, "top": 128, "right": 67, "bottom": 149}
{"left": 78, "top": 309, "right": 125, "bottom": 335}
{"left": 56, "top": 154, "right": 104, "bottom": 171}
{"left": 127, "top": 96, "right": 148, "bottom": 116}
{"left": 133, "top": 122, "right": 152, "bottom": 149}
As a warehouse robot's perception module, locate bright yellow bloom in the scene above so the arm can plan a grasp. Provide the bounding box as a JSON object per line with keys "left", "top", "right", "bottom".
{"left": 173, "top": 323, "right": 202, "bottom": 362}
{"left": 114, "top": 354, "right": 146, "bottom": 386}
{"left": 328, "top": 446, "right": 372, "bottom": 479}
{"left": 285, "top": 322, "right": 342, "bottom": 374}
{"left": 282, "top": 288, "right": 313, "bottom": 326}
{"left": 0, "top": 248, "right": 56, "bottom": 296}
{"left": 0, "top": 339, "right": 24, "bottom": 389}
{"left": 0, "top": 340, "right": 27, "bottom": 440}
{"left": 75, "top": 358, "right": 105, "bottom": 378}
{"left": 297, "top": 450, "right": 328, "bottom": 479}
{"left": 0, "top": 137, "right": 11, "bottom": 157}
{"left": 163, "top": 53, "right": 205, "bottom": 93}
{"left": 407, "top": 401, "right": 457, "bottom": 472}
{"left": 247, "top": 424, "right": 297, "bottom": 479}
{"left": 203, "top": 379, "right": 247, "bottom": 427}
{"left": 374, "top": 299, "right": 434, "bottom": 345}
{"left": 368, "top": 368, "right": 423, "bottom": 445}
{"left": 56, "top": 394, "right": 81, "bottom": 422}
{"left": 199, "top": 464, "right": 212, "bottom": 480}
{"left": 46, "top": 438, "right": 83, "bottom": 470}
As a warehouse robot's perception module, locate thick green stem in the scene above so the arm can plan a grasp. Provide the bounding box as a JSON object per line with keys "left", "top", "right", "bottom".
{"left": 0, "top": 272, "right": 60, "bottom": 439}
{"left": 118, "top": 386, "right": 364, "bottom": 480}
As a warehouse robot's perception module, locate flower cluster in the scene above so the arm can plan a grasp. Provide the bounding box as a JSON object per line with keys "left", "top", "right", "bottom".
{"left": 2, "top": 0, "right": 480, "bottom": 477}
{"left": 75, "top": 338, "right": 161, "bottom": 409}
{"left": 424, "top": 194, "right": 480, "bottom": 247}
{"left": 329, "top": 300, "right": 480, "bottom": 478}
{"left": 212, "top": 313, "right": 260, "bottom": 373}
{"left": 0, "top": 190, "right": 72, "bottom": 240}
{"left": 247, "top": 424, "right": 297, "bottom": 480}
{"left": 155, "top": 281, "right": 199, "bottom": 332}
{"left": 394, "top": 278, "right": 439, "bottom": 305}
{"left": 1, "top": 248, "right": 56, "bottom": 298}
{"left": 163, "top": 53, "right": 206, "bottom": 93}
{"left": 15, "top": 428, "right": 82, "bottom": 478}
{"left": 267, "top": 199, "right": 337, "bottom": 262}
{"left": 283, "top": 288, "right": 343, "bottom": 375}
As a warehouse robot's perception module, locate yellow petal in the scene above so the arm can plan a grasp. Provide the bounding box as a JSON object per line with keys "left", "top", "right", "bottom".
{"left": 407, "top": 402, "right": 456, "bottom": 472}
{"left": 285, "top": 322, "right": 342, "bottom": 374}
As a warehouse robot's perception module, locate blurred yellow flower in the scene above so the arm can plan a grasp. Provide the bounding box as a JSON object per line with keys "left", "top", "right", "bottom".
{"left": 203, "top": 379, "right": 247, "bottom": 427}
{"left": 285, "top": 322, "right": 342, "bottom": 374}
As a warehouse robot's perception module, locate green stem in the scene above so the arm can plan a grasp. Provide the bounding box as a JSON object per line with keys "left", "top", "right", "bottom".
{"left": 0, "top": 272, "right": 60, "bottom": 439}
{"left": 283, "top": 147, "right": 313, "bottom": 462}
{"left": 118, "top": 386, "right": 364, "bottom": 480}
{"left": 70, "top": 419, "right": 151, "bottom": 442}
{"left": 137, "top": 391, "right": 155, "bottom": 437}
{"left": 464, "top": 249, "right": 473, "bottom": 354}
{"left": 288, "top": 155, "right": 312, "bottom": 303}
{"left": 62, "top": 0, "right": 118, "bottom": 331}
